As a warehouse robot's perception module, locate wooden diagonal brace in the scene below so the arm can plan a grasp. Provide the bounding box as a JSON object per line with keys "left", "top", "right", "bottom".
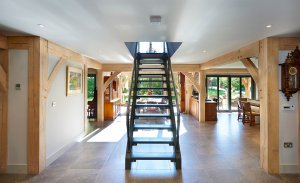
{"left": 103, "top": 71, "right": 121, "bottom": 92}
{"left": 47, "top": 57, "right": 67, "bottom": 92}
{"left": 240, "top": 58, "right": 259, "bottom": 87}
{"left": 181, "top": 72, "right": 201, "bottom": 93}
{"left": 0, "top": 65, "right": 7, "bottom": 92}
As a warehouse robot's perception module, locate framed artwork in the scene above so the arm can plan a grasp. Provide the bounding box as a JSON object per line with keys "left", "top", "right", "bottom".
{"left": 66, "top": 66, "right": 83, "bottom": 96}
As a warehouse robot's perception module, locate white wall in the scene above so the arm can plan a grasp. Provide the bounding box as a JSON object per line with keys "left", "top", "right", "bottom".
{"left": 8, "top": 50, "right": 28, "bottom": 173}
{"left": 46, "top": 56, "right": 85, "bottom": 165}
{"left": 278, "top": 51, "right": 299, "bottom": 173}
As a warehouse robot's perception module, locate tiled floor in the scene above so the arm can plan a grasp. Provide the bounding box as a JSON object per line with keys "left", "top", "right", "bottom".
{"left": 1, "top": 113, "right": 300, "bottom": 183}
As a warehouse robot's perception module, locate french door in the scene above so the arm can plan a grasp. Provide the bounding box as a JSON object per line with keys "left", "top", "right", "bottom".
{"left": 206, "top": 75, "right": 255, "bottom": 112}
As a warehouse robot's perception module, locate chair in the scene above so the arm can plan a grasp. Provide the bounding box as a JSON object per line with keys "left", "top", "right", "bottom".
{"left": 242, "top": 102, "right": 260, "bottom": 126}
{"left": 237, "top": 98, "right": 247, "bottom": 120}
{"left": 87, "top": 88, "right": 97, "bottom": 119}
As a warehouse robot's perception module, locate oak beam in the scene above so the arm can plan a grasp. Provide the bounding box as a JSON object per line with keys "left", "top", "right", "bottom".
{"left": 103, "top": 72, "right": 121, "bottom": 91}
{"left": 181, "top": 72, "right": 201, "bottom": 93}
{"left": 200, "top": 41, "right": 260, "bottom": 70}
{"left": 102, "top": 64, "right": 201, "bottom": 72}
{"left": 0, "top": 35, "right": 7, "bottom": 49}
{"left": 102, "top": 64, "right": 132, "bottom": 72}
{"left": 86, "top": 59, "right": 102, "bottom": 70}
{"left": 279, "top": 37, "right": 300, "bottom": 50}
{"left": 47, "top": 57, "right": 67, "bottom": 92}
{"left": 205, "top": 68, "right": 249, "bottom": 75}
{"left": 241, "top": 58, "right": 259, "bottom": 86}
{"left": 172, "top": 64, "right": 201, "bottom": 72}
{"left": 48, "top": 41, "right": 102, "bottom": 69}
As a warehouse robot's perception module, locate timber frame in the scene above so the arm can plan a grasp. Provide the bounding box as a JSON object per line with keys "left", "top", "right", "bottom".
{"left": 0, "top": 35, "right": 299, "bottom": 175}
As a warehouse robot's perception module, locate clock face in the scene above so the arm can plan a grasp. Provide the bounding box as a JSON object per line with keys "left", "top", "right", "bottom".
{"left": 289, "top": 66, "right": 297, "bottom": 75}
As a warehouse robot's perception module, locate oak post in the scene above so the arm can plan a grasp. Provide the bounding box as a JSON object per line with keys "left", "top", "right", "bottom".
{"left": 259, "top": 37, "right": 279, "bottom": 174}
{"left": 97, "top": 70, "right": 104, "bottom": 126}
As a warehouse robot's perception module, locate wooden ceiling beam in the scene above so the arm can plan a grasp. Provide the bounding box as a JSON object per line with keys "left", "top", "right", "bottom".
{"left": 200, "top": 41, "right": 260, "bottom": 70}
{"left": 279, "top": 37, "right": 300, "bottom": 51}
{"left": 102, "top": 64, "right": 132, "bottom": 72}
{"left": 101, "top": 64, "right": 201, "bottom": 72}
{"left": 48, "top": 41, "right": 102, "bottom": 69}
{"left": 205, "top": 68, "right": 249, "bottom": 75}
{"left": 0, "top": 35, "right": 7, "bottom": 50}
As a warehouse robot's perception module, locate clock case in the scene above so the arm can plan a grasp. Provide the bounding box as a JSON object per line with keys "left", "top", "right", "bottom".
{"left": 280, "top": 46, "right": 300, "bottom": 101}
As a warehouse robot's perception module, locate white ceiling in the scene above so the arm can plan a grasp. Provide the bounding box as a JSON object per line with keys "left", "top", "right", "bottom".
{"left": 0, "top": 0, "right": 300, "bottom": 64}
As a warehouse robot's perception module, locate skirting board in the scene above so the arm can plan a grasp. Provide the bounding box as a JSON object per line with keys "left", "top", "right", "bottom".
{"left": 46, "top": 132, "right": 85, "bottom": 167}
{"left": 7, "top": 165, "right": 27, "bottom": 174}
{"left": 280, "top": 165, "right": 299, "bottom": 174}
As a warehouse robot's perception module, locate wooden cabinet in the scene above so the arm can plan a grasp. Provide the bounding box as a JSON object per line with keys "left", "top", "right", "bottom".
{"left": 103, "top": 75, "right": 120, "bottom": 121}
{"left": 104, "top": 98, "right": 121, "bottom": 121}
{"left": 205, "top": 101, "right": 217, "bottom": 121}
{"left": 189, "top": 97, "right": 199, "bottom": 120}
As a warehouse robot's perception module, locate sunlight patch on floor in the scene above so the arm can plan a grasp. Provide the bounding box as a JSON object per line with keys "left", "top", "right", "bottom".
{"left": 87, "top": 118, "right": 126, "bottom": 142}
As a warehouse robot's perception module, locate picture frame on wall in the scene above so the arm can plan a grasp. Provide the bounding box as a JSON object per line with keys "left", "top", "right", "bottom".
{"left": 66, "top": 66, "right": 83, "bottom": 96}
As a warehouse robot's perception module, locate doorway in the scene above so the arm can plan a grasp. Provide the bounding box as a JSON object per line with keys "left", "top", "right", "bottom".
{"left": 206, "top": 75, "right": 256, "bottom": 112}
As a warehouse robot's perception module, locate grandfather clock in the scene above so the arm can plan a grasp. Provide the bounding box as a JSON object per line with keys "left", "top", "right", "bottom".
{"left": 280, "top": 46, "right": 300, "bottom": 101}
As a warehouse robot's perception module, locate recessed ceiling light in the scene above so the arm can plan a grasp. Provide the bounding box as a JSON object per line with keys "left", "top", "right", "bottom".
{"left": 265, "top": 24, "right": 272, "bottom": 28}
{"left": 38, "top": 24, "right": 45, "bottom": 28}
{"left": 202, "top": 50, "right": 207, "bottom": 53}
{"left": 150, "top": 15, "right": 161, "bottom": 24}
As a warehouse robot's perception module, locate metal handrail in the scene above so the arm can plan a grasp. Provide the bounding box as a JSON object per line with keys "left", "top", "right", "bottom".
{"left": 165, "top": 46, "right": 181, "bottom": 141}
{"left": 126, "top": 44, "right": 138, "bottom": 141}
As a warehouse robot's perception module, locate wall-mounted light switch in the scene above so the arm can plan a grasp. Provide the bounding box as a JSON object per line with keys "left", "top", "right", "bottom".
{"left": 15, "top": 83, "right": 21, "bottom": 90}
{"left": 284, "top": 142, "right": 293, "bottom": 148}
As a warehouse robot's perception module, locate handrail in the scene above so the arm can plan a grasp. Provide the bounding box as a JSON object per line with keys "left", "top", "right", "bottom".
{"left": 126, "top": 43, "right": 138, "bottom": 141}
{"left": 165, "top": 46, "right": 181, "bottom": 141}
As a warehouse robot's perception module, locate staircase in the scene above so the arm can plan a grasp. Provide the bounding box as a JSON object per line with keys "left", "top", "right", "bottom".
{"left": 125, "top": 47, "right": 181, "bottom": 169}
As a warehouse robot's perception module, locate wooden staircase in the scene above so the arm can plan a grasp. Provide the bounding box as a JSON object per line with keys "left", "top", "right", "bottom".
{"left": 125, "top": 49, "right": 181, "bottom": 169}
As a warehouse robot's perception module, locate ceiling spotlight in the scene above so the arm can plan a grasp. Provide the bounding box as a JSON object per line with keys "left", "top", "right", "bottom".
{"left": 38, "top": 24, "right": 45, "bottom": 28}
{"left": 202, "top": 50, "right": 207, "bottom": 53}
{"left": 265, "top": 24, "right": 272, "bottom": 28}
{"left": 150, "top": 15, "right": 161, "bottom": 24}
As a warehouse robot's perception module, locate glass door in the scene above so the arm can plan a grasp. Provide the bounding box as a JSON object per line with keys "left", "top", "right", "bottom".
{"left": 206, "top": 75, "right": 256, "bottom": 112}
{"left": 218, "top": 77, "right": 229, "bottom": 111}
{"left": 230, "top": 77, "right": 241, "bottom": 111}
{"left": 206, "top": 77, "right": 218, "bottom": 101}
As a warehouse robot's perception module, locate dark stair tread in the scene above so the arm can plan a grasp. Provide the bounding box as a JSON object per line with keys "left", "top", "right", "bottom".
{"left": 132, "top": 137, "right": 174, "bottom": 144}
{"left": 137, "top": 95, "right": 169, "bottom": 98}
{"left": 140, "top": 60, "right": 164, "bottom": 65}
{"left": 131, "top": 152, "right": 176, "bottom": 160}
{"left": 135, "top": 113, "right": 170, "bottom": 118}
{"left": 139, "top": 53, "right": 165, "bottom": 59}
{"left": 139, "top": 67, "right": 164, "bottom": 69}
{"left": 138, "top": 73, "right": 166, "bottom": 76}
{"left": 137, "top": 87, "right": 167, "bottom": 90}
{"left": 133, "top": 123, "right": 172, "bottom": 130}
{"left": 138, "top": 80, "right": 166, "bottom": 82}
{"left": 135, "top": 104, "right": 169, "bottom": 107}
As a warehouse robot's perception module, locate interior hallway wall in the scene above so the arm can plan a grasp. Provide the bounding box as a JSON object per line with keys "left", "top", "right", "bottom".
{"left": 7, "top": 50, "right": 28, "bottom": 173}
{"left": 46, "top": 55, "right": 85, "bottom": 166}
{"left": 278, "top": 51, "right": 299, "bottom": 173}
